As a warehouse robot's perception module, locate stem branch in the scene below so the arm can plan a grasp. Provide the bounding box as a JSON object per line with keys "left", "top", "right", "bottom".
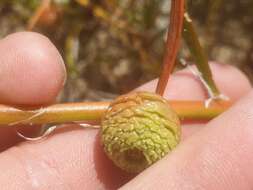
{"left": 183, "top": 12, "right": 220, "bottom": 96}
{"left": 156, "top": 0, "right": 185, "bottom": 96}
{"left": 0, "top": 100, "right": 231, "bottom": 126}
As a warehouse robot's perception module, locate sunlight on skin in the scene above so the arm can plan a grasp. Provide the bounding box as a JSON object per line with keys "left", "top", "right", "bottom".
{"left": 0, "top": 32, "right": 251, "bottom": 189}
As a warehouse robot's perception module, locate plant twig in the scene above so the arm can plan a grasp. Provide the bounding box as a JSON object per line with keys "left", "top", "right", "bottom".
{"left": 156, "top": 0, "right": 185, "bottom": 96}
{"left": 170, "top": 100, "right": 231, "bottom": 121}
{"left": 0, "top": 100, "right": 231, "bottom": 126}
{"left": 27, "top": 0, "right": 51, "bottom": 30}
{"left": 183, "top": 12, "right": 220, "bottom": 97}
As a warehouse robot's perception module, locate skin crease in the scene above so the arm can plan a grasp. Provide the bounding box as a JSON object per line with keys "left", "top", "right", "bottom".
{"left": 0, "top": 32, "right": 252, "bottom": 189}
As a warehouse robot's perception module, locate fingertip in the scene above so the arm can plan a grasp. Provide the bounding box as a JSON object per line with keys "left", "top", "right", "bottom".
{"left": 0, "top": 32, "right": 66, "bottom": 105}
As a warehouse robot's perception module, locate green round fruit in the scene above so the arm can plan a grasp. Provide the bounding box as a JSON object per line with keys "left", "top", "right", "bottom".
{"left": 101, "top": 91, "right": 181, "bottom": 173}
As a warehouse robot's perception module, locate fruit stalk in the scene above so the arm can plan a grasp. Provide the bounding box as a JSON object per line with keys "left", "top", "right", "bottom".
{"left": 156, "top": 0, "right": 185, "bottom": 96}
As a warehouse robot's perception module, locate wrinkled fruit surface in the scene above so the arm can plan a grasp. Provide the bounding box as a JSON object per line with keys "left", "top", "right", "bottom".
{"left": 101, "top": 91, "right": 181, "bottom": 173}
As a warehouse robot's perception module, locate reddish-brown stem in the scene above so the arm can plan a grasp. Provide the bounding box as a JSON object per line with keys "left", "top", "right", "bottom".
{"left": 156, "top": 0, "right": 185, "bottom": 96}
{"left": 0, "top": 100, "right": 231, "bottom": 126}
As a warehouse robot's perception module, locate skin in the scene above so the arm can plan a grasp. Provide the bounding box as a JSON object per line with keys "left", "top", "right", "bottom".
{"left": 0, "top": 32, "right": 252, "bottom": 189}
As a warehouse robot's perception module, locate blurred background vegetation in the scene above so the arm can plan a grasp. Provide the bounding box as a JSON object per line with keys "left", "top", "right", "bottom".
{"left": 0, "top": 0, "right": 252, "bottom": 102}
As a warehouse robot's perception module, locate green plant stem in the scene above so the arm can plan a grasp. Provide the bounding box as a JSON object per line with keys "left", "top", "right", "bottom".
{"left": 183, "top": 12, "right": 220, "bottom": 96}
{"left": 0, "top": 100, "right": 231, "bottom": 126}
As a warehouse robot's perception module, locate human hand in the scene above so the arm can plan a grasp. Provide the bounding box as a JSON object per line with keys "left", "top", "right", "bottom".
{"left": 0, "top": 32, "right": 251, "bottom": 190}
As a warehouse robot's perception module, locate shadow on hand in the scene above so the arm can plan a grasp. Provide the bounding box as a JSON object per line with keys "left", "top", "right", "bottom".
{"left": 93, "top": 132, "right": 135, "bottom": 189}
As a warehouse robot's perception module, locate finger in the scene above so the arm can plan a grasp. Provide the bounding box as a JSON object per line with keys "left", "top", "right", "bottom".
{"left": 0, "top": 32, "right": 66, "bottom": 105}
{"left": 139, "top": 62, "right": 251, "bottom": 139}
{"left": 0, "top": 63, "right": 250, "bottom": 190}
{"left": 120, "top": 89, "right": 253, "bottom": 190}
{"left": 139, "top": 62, "right": 251, "bottom": 101}
{"left": 0, "top": 32, "right": 66, "bottom": 151}
{"left": 0, "top": 127, "right": 133, "bottom": 190}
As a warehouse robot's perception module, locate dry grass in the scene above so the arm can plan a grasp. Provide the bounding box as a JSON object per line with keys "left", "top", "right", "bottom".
{"left": 0, "top": 0, "right": 252, "bottom": 101}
